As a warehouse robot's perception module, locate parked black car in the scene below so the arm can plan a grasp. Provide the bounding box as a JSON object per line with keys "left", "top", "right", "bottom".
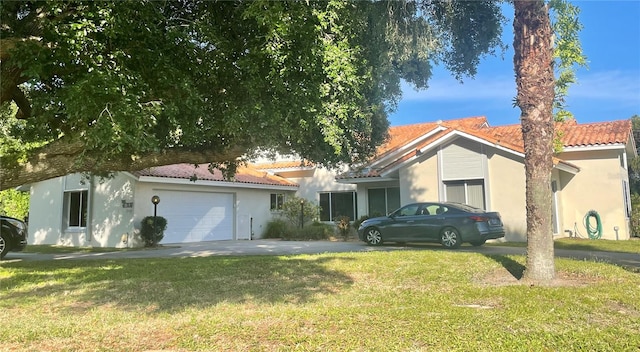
{"left": 1, "top": 215, "right": 28, "bottom": 259}
{"left": 357, "top": 202, "right": 505, "bottom": 248}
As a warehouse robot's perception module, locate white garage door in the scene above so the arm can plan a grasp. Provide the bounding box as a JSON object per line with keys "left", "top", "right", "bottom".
{"left": 154, "top": 190, "right": 234, "bottom": 243}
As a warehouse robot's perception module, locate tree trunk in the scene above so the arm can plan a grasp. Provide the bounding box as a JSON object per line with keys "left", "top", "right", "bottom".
{"left": 513, "top": 0, "right": 556, "bottom": 283}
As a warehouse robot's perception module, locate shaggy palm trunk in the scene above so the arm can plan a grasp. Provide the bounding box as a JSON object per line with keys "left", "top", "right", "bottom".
{"left": 513, "top": 0, "right": 556, "bottom": 283}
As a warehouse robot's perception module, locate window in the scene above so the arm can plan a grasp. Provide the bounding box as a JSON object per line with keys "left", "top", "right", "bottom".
{"left": 623, "top": 180, "right": 631, "bottom": 218}
{"left": 270, "top": 193, "right": 285, "bottom": 211}
{"left": 65, "top": 190, "right": 88, "bottom": 228}
{"left": 444, "top": 180, "right": 485, "bottom": 209}
{"left": 368, "top": 187, "right": 400, "bottom": 217}
{"left": 319, "top": 191, "right": 356, "bottom": 221}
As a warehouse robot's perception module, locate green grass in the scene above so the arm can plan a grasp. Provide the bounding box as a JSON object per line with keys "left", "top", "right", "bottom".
{"left": 1, "top": 250, "right": 638, "bottom": 351}
{"left": 488, "top": 237, "right": 640, "bottom": 254}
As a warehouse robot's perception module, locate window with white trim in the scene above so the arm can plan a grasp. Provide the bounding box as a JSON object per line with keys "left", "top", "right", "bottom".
{"left": 319, "top": 191, "right": 356, "bottom": 221}
{"left": 270, "top": 193, "right": 285, "bottom": 211}
{"left": 368, "top": 187, "right": 400, "bottom": 217}
{"left": 64, "top": 190, "right": 88, "bottom": 228}
{"left": 444, "top": 180, "right": 486, "bottom": 209}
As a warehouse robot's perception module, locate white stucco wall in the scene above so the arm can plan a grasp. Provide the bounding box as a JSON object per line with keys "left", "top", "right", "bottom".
{"left": 91, "top": 173, "right": 137, "bottom": 248}
{"left": 29, "top": 177, "right": 65, "bottom": 245}
{"left": 286, "top": 166, "right": 357, "bottom": 214}
{"left": 134, "top": 180, "right": 296, "bottom": 240}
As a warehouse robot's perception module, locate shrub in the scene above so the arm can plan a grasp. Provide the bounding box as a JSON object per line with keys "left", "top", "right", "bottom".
{"left": 631, "top": 194, "right": 640, "bottom": 237}
{"left": 263, "top": 219, "right": 333, "bottom": 240}
{"left": 140, "top": 216, "right": 167, "bottom": 247}
{"left": 281, "top": 221, "right": 333, "bottom": 241}
{"left": 353, "top": 215, "right": 370, "bottom": 231}
{"left": 335, "top": 215, "right": 352, "bottom": 241}
{"left": 263, "top": 219, "right": 295, "bottom": 239}
{"left": 280, "top": 196, "right": 321, "bottom": 228}
{"left": 0, "top": 189, "right": 29, "bottom": 220}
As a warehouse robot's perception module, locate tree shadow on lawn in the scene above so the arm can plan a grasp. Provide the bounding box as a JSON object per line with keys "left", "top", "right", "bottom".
{"left": 483, "top": 254, "right": 525, "bottom": 280}
{"left": 0, "top": 255, "right": 356, "bottom": 313}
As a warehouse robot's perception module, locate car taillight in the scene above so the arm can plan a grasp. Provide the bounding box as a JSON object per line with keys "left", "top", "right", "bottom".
{"left": 469, "top": 216, "right": 488, "bottom": 222}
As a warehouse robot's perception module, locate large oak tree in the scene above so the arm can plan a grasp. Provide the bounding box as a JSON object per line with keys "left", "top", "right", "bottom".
{"left": 2, "top": 0, "right": 583, "bottom": 285}
{"left": 0, "top": 0, "right": 503, "bottom": 189}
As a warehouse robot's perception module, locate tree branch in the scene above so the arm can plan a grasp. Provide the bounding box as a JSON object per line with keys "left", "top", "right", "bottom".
{"left": 0, "top": 139, "right": 247, "bottom": 190}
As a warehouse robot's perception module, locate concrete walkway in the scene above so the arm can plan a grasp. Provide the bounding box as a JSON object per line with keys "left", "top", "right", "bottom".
{"left": 3, "top": 239, "right": 639, "bottom": 271}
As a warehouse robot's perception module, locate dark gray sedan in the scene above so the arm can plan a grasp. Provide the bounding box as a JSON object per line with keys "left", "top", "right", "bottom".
{"left": 357, "top": 202, "right": 505, "bottom": 248}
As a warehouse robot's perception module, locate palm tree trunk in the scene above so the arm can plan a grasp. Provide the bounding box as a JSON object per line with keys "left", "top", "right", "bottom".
{"left": 513, "top": 0, "right": 556, "bottom": 283}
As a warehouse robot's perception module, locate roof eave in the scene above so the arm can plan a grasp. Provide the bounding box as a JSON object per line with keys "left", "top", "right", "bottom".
{"left": 137, "top": 175, "right": 298, "bottom": 190}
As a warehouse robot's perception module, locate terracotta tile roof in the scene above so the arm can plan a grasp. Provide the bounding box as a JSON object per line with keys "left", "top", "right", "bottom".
{"left": 136, "top": 163, "right": 298, "bottom": 187}
{"left": 340, "top": 116, "right": 631, "bottom": 179}
{"left": 557, "top": 119, "right": 632, "bottom": 147}
{"left": 376, "top": 116, "right": 488, "bottom": 158}
{"left": 252, "top": 160, "right": 314, "bottom": 170}
{"left": 475, "top": 119, "right": 632, "bottom": 150}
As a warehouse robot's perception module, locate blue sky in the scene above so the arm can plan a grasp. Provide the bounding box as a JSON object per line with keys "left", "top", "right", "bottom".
{"left": 388, "top": 0, "right": 640, "bottom": 127}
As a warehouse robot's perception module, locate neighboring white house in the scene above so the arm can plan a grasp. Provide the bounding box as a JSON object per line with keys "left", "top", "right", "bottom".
{"left": 28, "top": 165, "right": 298, "bottom": 247}
{"left": 27, "top": 116, "right": 636, "bottom": 247}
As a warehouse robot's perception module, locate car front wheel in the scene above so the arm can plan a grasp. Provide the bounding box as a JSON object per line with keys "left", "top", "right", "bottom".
{"left": 440, "top": 227, "right": 461, "bottom": 249}
{"left": 0, "top": 234, "right": 8, "bottom": 259}
{"left": 364, "top": 227, "right": 383, "bottom": 246}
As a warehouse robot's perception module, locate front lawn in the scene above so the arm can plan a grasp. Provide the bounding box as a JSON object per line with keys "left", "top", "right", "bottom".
{"left": 1, "top": 250, "right": 638, "bottom": 351}
{"left": 488, "top": 237, "right": 640, "bottom": 254}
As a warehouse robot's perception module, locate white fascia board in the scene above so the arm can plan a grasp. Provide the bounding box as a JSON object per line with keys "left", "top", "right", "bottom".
{"left": 335, "top": 176, "right": 397, "bottom": 184}
{"left": 561, "top": 144, "right": 625, "bottom": 152}
{"left": 137, "top": 176, "right": 298, "bottom": 191}
{"left": 554, "top": 162, "right": 579, "bottom": 175}
{"left": 368, "top": 126, "right": 447, "bottom": 169}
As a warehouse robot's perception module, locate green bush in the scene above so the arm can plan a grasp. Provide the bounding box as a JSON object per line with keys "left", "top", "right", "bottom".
{"left": 263, "top": 219, "right": 295, "bottom": 239}
{"left": 280, "top": 196, "right": 321, "bottom": 228}
{"left": 263, "top": 220, "right": 334, "bottom": 241}
{"left": 140, "top": 216, "right": 168, "bottom": 247}
{"left": 0, "top": 189, "right": 29, "bottom": 220}
{"left": 299, "top": 222, "right": 333, "bottom": 240}
{"left": 353, "top": 215, "right": 370, "bottom": 231}
{"left": 630, "top": 194, "right": 640, "bottom": 237}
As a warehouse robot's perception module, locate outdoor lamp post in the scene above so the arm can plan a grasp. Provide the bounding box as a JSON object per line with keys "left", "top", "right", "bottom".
{"left": 151, "top": 195, "right": 160, "bottom": 246}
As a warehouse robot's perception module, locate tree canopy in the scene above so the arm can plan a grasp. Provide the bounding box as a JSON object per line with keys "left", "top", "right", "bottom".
{"left": 0, "top": 0, "right": 504, "bottom": 189}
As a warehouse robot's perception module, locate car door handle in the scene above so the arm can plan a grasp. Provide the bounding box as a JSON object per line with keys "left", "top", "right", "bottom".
{"left": 437, "top": 217, "right": 445, "bottom": 220}
{"left": 407, "top": 220, "right": 415, "bottom": 223}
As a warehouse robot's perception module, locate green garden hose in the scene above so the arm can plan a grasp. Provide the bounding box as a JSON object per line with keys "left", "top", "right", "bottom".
{"left": 584, "top": 210, "right": 602, "bottom": 239}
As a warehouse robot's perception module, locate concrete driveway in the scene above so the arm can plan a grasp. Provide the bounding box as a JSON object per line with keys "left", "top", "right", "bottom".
{"left": 3, "top": 239, "right": 639, "bottom": 271}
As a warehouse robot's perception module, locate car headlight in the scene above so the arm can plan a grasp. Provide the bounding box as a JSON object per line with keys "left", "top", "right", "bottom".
{"left": 5, "top": 218, "right": 26, "bottom": 232}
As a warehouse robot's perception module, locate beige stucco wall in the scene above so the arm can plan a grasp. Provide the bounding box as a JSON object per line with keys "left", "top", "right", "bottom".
{"left": 557, "top": 149, "right": 631, "bottom": 240}
{"left": 399, "top": 149, "right": 440, "bottom": 204}
{"left": 486, "top": 150, "right": 527, "bottom": 242}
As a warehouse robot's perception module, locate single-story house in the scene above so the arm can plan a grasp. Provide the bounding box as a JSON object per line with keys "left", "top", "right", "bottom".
{"left": 28, "top": 165, "right": 298, "bottom": 247}
{"left": 26, "top": 115, "right": 635, "bottom": 247}
{"left": 332, "top": 116, "right": 636, "bottom": 241}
